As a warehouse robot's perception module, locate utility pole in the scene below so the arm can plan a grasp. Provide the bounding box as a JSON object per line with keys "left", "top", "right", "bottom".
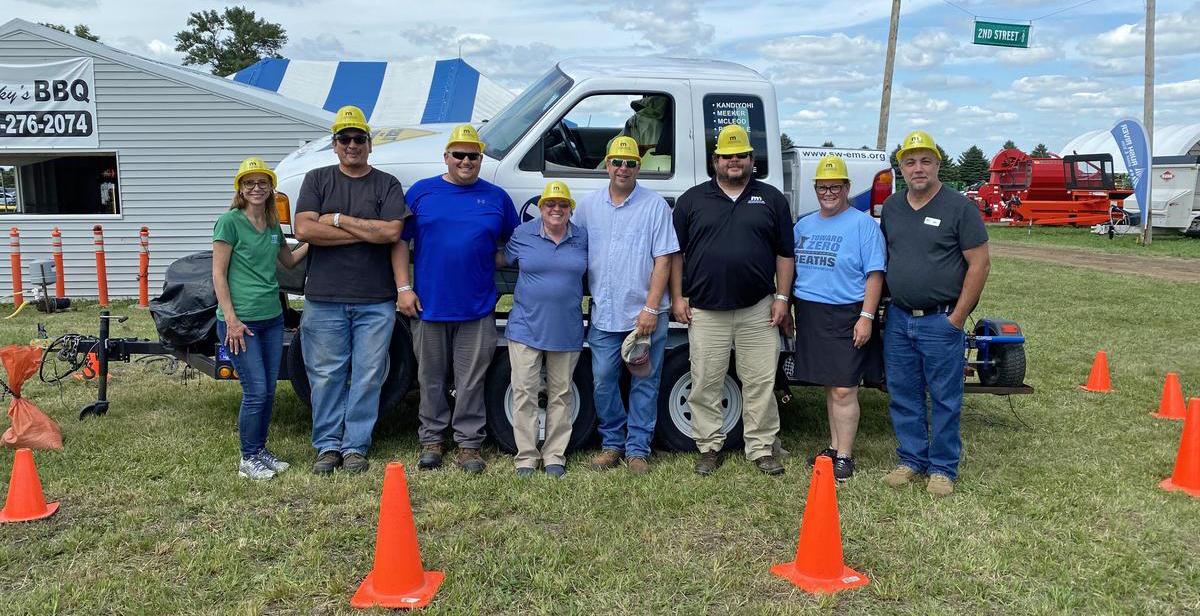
{"left": 1142, "top": 0, "right": 1155, "bottom": 246}
{"left": 876, "top": 0, "right": 901, "bottom": 151}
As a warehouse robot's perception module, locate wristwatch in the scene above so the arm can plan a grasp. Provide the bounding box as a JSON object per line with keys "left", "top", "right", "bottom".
{"left": 333, "top": 213, "right": 342, "bottom": 228}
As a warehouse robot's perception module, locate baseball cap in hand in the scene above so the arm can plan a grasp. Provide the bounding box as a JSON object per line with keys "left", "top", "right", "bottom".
{"left": 622, "top": 331, "right": 652, "bottom": 378}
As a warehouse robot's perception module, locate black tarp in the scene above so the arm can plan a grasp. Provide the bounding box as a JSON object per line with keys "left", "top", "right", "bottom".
{"left": 149, "top": 251, "right": 218, "bottom": 351}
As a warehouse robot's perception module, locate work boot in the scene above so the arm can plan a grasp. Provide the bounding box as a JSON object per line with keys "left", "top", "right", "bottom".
{"left": 754, "top": 455, "right": 785, "bottom": 476}
{"left": 418, "top": 443, "right": 444, "bottom": 470}
{"left": 806, "top": 447, "right": 838, "bottom": 466}
{"left": 343, "top": 452, "right": 369, "bottom": 474}
{"left": 883, "top": 465, "right": 921, "bottom": 488}
{"left": 626, "top": 457, "right": 650, "bottom": 476}
{"left": 312, "top": 450, "right": 342, "bottom": 475}
{"left": 927, "top": 474, "right": 955, "bottom": 497}
{"left": 833, "top": 456, "right": 855, "bottom": 482}
{"left": 590, "top": 449, "right": 623, "bottom": 471}
{"left": 694, "top": 451, "right": 722, "bottom": 476}
{"left": 456, "top": 447, "right": 486, "bottom": 474}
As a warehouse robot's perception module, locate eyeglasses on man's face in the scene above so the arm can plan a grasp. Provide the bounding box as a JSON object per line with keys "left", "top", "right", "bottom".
{"left": 334, "top": 134, "right": 369, "bottom": 145}
{"left": 448, "top": 151, "right": 482, "bottom": 161}
{"left": 609, "top": 159, "right": 639, "bottom": 169}
{"left": 717, "top": 153, "right": 750, "bottom": 161}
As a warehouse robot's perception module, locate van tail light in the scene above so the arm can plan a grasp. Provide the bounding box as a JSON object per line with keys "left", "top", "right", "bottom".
{"left": 275, "top": 192, "right": 291, "bottom": 226}
{"left": 870, "top": 170, "right": 893, "bottom": 217}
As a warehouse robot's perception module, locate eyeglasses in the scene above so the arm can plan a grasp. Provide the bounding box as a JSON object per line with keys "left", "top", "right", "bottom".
{"left": 241, "top": 180, "right": 272, "bottom": 190}
{"left": 717, "top": 153, "right": 751, "bottom": 161}
{"left": 334, "top": 134, "right": 369, "bottom": 145}
{"left": 609, "top": 159, "right": 639, "bottom": 169}
{"left": 542, "top": 201, "right": 571, "bottom": 209}
{"left": 815, "top": 185, "right": 846, "bottom": 195}
{"left": 448, "top": 151, "right": 482, "bottom": 161}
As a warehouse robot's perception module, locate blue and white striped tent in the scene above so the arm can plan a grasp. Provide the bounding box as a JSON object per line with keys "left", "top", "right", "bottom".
{"left": 230, "top": 58, "right": 514, "bottom": 127}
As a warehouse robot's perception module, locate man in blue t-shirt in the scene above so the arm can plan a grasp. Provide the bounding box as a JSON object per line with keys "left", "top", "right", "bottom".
{"left": 396, "top": 124, "right": 519, "bottom": 474}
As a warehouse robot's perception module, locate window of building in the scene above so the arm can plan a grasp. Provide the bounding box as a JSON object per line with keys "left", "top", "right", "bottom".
{"left": 702, "top": 94, "right": 769, "bottom": 179}
{"left": 526, "top": 92, "right": 674, "bottom": 178}
{"left": 0, "top": 152, "right": 119, "bottom": 215}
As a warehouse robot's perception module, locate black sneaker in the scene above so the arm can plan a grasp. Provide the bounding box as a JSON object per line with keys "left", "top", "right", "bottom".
{"left": 833, "top": 456, "right": 855, "bottom": 482}
{"left": 807, "top": 447, "right": 838, "bottom": 466}
{"left": 418, "top": 443, "right": 444, "bottom": 470}
{"left": 312, "top": 450, "right": 342, "bottom": 475}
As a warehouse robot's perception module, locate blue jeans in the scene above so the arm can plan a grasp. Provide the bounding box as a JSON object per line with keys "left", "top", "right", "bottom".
{"left": 217, "top": 315, "right": 284, "bottom": 459}
{"left": 588, "top": 314, "right": 667, "bottom": 459}
{"left": 883, "top": 306, "right": 966, "bottom": 480}
{"left": 301, "top": 299, "right": 395, "bottom": 456}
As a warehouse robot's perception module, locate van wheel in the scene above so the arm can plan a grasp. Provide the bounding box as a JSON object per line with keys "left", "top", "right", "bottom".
{"left": 287, "top": 313, "right": 415, "bottom": 417}
{"left": 484, "top": 348, "right": 596, "bottom": 455}
{"left": 979, "top": 343, "right": 1026, "bottom": 388}
{"left": 654, "top": 348, "right": 744, "bottom": 452}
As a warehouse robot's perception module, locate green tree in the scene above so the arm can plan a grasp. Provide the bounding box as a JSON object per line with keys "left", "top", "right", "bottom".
{"left": 1002, "top": 139, "right": 1017, "bottom": 150}
{"left": 41, "top": 23, "right": 100, "bottom": 41}
{"left": 1030, "top": 143, "right": 1050, "bottom": 158}
{"left": 780, "top": 133, "right": 795, "bottom": 150}
{"left": 821, "top": 140, "right": 835, "bottom": 147}
{"left": 956, "top": 145, "right": 990, "bottom": 185}
{"left": 174, "top": 6, "right": 287, "bottom": 76}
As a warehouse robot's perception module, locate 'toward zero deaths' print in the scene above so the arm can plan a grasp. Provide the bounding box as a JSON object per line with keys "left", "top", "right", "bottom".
{"left": 796, "top": 233, "right": 842, "bottom": 269}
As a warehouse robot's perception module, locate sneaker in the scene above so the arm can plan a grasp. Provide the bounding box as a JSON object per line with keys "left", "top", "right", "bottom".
{"left": 806, "top": 447, "right": 838, "bottom": 466}
{"left": 544, "top": 464, "right": 566, "bottom": 478}
{"left": 754, "top": 455, "right": 786, "bottom": 476}
{"left": 626, "top": 457, "right": 650, "bottom": 475}
{"left": 694, "top": 451, "right": 722, "bottom": 476}
{"left": 418, "top": 443, "right": 444, "bottom": 470}
{"left": 455, "top": 448, "right": 486, "bottom": 474}
{"left": 516, "top": 467, "right": 536, "bottom": 478}
{"left": 312, "top": 450, "right": 342, "bottom": 475}
{"left": 833, "top": 456, "right": 855, "bottom": 482}
{"left": 343, "top": 452, "right": 369, "bottom": 474}
{"left": 883, "top": 465, "right": 921, "bottom": 488}
{"left": 927, "top": 473, "right": 955, "bottom": 497}
{"left": 239, "top": 456, "right": 275, "bottom": 481}
{"left": 590, "top": 449, "right": 623, "bottom": 471}
{"left": 257, "top": 449, "right": 290, "bottom": 473}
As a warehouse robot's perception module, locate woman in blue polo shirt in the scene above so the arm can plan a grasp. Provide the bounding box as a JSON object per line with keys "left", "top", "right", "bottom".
{"left": 502, "top": 181, "right": 588, "bottom": 478}
{"left": 793, "top": 155, "right": 886, "bottom": 482}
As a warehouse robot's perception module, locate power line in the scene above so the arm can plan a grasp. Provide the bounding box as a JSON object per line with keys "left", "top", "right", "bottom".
{"left": 939, "top": 0, "right": 1101, "bottom": 23}
{"left": 1029, "top": 0, "right": 1101, "bottom": 21}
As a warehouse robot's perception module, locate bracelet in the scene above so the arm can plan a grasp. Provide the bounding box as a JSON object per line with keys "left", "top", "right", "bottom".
{"left": 332, "top": 213, "right": 342, "bottom": 228}
{"left": 859, "top": 311, "right": 875, "bottom": 321}
{"left": 773, "top": 294, "right": 789, "bottom": 303}
{"left": 397, "top": 285, "right": 413, "bottom": 293}
{"left": 641, "top": 306, "right": 661, "bottom": 316}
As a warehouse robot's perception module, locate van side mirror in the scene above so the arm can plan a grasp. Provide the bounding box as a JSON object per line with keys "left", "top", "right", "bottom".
{"left": 519, "top": 139, "right": 545, "bottom": 172}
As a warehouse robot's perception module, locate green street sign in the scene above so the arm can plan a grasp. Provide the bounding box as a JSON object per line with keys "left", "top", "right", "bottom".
{"left": 973, "top": 20, "right": 1030, "bottom": 48}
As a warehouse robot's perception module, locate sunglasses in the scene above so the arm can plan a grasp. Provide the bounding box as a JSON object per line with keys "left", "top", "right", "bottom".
{"left": 334, "top": 134, "right": 369, "bottom": 145}
{"left": 609, "top": 159, "right": 639, "bottom": 169}
{"left": 448, "top": 151, "right": 482, "bottom": 161}
{"left": 542, "top": 201, "right": 571, "bottom": 209}
{"left": 815, "top": 185, "right": 845, "bottom": 195}
{"left": 717, "top": 153, "right": 751, "bottom": 161}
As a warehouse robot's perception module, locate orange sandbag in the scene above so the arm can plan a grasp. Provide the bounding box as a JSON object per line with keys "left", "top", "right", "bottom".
{"left": 1, "top": 346, "right": 62, "bottom": 451}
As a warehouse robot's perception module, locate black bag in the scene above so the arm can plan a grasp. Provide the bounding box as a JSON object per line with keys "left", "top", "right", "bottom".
{"left": 149, "top": 251, "right": 218, "bottom": 352}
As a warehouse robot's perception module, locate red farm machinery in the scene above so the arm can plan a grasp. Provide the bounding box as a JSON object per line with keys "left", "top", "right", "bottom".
{"left": 972, "top": 148, "right": 1133, "bottom": 226}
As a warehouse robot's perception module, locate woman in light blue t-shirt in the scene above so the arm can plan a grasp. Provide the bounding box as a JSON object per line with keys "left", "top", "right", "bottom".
{"left": 792, "top": 156, "right": 886, "bottom": 482}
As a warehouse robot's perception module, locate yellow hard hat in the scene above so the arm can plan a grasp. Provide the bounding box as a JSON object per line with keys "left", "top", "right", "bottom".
{"left": 896, "top": 130, "right": 943, "bottom": 162}
{"left": 714, "top": 124, "right": 753, "bottom": 155}
{"left": 446, "top": 124, "right": 486, "bottom": 150}
{"left": 813, "top": 155, "right": 849, "bottom": 182}
{"left": 331, "top": 105, "right": 370, "bottom": 135}
{"left": 537, "top": 181, "right": 575, "bottom": 209}
{"left": 604, "top": 135, "right": 641, "bottom": 162}
{"left": 233, "top": 157, "right": 277, "bottom": 190}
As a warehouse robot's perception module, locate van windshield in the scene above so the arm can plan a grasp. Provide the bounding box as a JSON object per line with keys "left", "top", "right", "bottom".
{"left": 479, "top": 68, "right": 573, "bottom": 160}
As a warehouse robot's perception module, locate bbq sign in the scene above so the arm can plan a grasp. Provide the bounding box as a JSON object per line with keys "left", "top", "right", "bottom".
{"left": 0, "top": 58, "right": 98, "bottom": 147}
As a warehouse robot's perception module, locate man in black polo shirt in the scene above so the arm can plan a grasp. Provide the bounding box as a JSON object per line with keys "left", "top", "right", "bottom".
{"left": 880, "top": 130, "right": 990, "bottom": 497}
{"left": 671, "top": 123, "right": 794, "bottom": 476}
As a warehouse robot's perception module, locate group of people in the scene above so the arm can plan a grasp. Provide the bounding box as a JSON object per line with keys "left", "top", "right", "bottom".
{"left": 213, "top": 103, "right": 989, "bottom": 497}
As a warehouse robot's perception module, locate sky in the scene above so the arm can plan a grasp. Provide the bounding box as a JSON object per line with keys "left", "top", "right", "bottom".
{"left": 9, "top": 0, "right": 1200, "bottom": 160}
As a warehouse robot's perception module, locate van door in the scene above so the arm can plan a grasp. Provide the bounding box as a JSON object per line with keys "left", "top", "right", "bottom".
{"left": 687, "top": 82, "right": 783, "bottom": 194}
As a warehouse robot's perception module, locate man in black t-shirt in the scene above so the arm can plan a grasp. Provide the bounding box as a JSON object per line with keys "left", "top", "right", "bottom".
{"left": 670, "top": 124, "right": 795, "bottom": 477}
{"left": 294, "top": 105, "right": 409, "bottom": 475}
{"left": 879, "top": 130, "right": 990, "bottom": 497}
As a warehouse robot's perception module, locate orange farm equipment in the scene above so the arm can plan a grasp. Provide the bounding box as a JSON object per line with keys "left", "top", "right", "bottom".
{"left": 972, "top": 147, "right": 1134, "bottom": 226}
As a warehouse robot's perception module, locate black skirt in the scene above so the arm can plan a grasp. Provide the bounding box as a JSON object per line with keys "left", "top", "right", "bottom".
{"left": 792, "top": 299, "right": 883, "bottom": 388}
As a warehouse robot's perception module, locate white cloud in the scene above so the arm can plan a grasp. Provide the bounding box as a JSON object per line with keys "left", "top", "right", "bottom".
{"left": 790, "top": 109, "right": 827, "bottom": 121}
{"left": 759, "top": 33, "right": 882, "bottom": 68}
{"left": 904, "top": 74, "right": 983, "bottom": 90}
{"left": 283, "top": 34, "right": 352, "bottom": 60}
{"left": 1093, "top": 10, "right": 1200, "bottom": 57}
{"left": 597, "top": 0, "right": 714, "bottom": 55}
{"left": 897, "top": 30, "right": 956, "bottom": 69}
{"left": 1157, "top": 79, "right": 1200, "bottom": 101}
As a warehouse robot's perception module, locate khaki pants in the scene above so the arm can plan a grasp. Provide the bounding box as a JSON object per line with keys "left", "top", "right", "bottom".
{"left": 688, "top": 295, "right": 780, "bottom": 459}
{"left": 509, "top": 341, "right": 580, "bottom": 468}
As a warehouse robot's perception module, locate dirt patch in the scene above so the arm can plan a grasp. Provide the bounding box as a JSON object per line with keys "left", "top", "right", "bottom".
{"left": 991, "top": 240, "right": 1200, "bottom": 283}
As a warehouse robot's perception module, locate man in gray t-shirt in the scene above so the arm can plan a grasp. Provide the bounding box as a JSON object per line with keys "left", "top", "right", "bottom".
{"left": 879, "top": 130, "right": 990, "bottom": 498}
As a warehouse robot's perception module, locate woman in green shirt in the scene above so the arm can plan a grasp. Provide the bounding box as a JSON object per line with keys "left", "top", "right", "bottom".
{"left": 213, "top": 157, "right": 307, "bottom": 481}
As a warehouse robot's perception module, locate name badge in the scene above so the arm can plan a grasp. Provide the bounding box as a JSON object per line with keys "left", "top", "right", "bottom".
{"left": 923, "top": 217, "right": 941, "bottom": 227}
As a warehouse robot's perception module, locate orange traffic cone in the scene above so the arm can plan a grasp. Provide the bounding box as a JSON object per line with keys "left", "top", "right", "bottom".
{"left": 0, "top": 448, "right": 60, "bottom": 523}
{"left": 1160, "top": 398, "right": 1200, "bottom": 498}
{"left": 1080, "top": 350, "right": 1111, "bottom": 392}
{"left": 351, "top": 463, "right": 444, "bottom": 609}
{"left": 1151, "top": 372, "right": 1186, "bottom": 420}
{"left": 771, "top": 456, "right": 869, "bottom": 594}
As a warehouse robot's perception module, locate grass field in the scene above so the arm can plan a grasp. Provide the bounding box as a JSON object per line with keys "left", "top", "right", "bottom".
{"left": 988, "top": 224, "right": 1200, "bottom": 259}
{"left": 2, "top": 252, "right": 1200, "bottom": 614}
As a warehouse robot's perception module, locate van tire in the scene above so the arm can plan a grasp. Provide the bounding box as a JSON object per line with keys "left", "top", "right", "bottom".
{"left": 654, "top": 348, "right": 745, "bottom": 452}
{"left": 484, "top": 348, "right": 597, "bottom": 455}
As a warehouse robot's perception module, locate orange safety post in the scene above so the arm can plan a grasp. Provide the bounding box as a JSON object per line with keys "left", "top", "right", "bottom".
{"left": 8, "top": 227, "right": 23, "bottom": 307}
{"left": 92, "top": 225, "right": 108, "bottom": 307}
{"left": 137, "top": 226, "right": 150, "bottom": 308}
{"left": 50, "top": 227, "right": 66, "bottom": 298}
